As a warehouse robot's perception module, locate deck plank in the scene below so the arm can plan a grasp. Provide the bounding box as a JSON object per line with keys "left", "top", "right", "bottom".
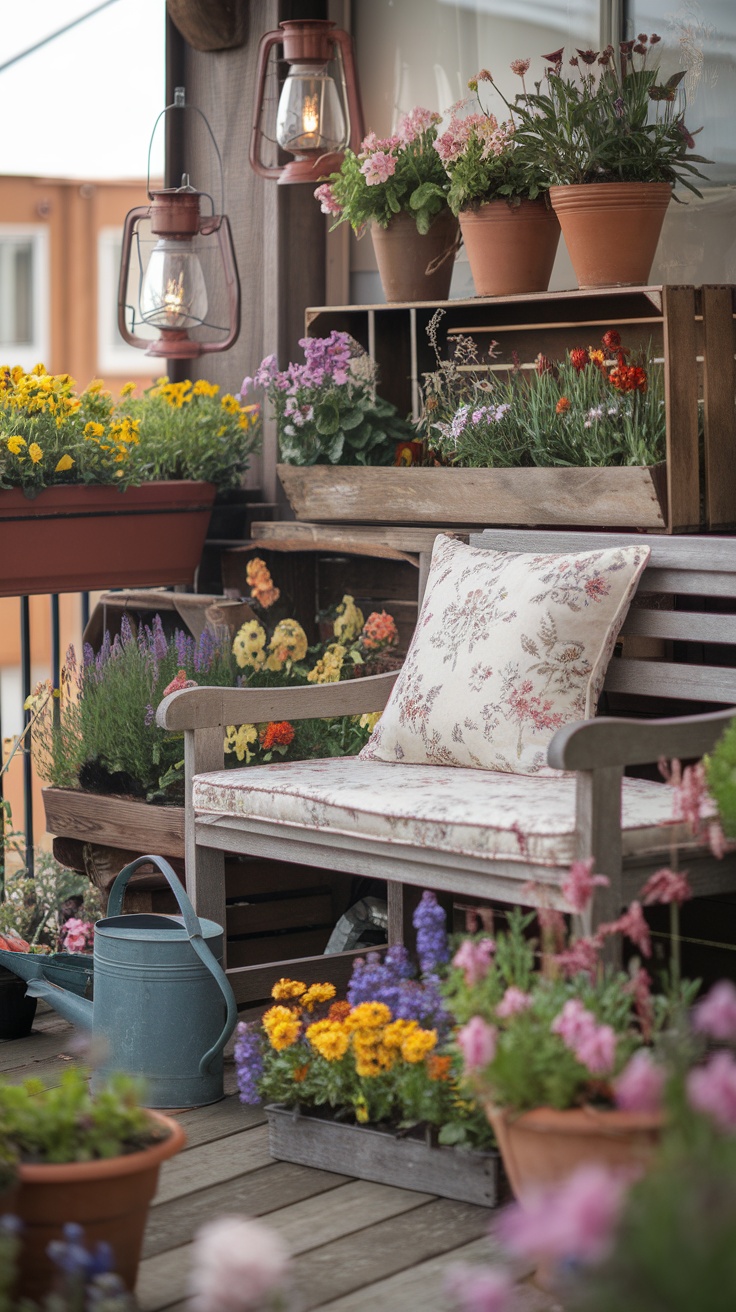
{"left": 172, "top": 1096, "right": 264, "bottom": 1148}
{"left": 152, "top": 1127, "right": 273, "bottom": 1205}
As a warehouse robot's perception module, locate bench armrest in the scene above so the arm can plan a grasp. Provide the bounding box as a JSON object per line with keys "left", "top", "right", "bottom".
{"left": 156, "top": 669, "right": 400, "bottom": 732}
{"left": 547, "top": 706, "right": 736, "bottom": 772}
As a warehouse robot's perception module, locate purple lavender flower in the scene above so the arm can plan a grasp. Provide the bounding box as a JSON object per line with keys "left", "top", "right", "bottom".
{"left": 384, "top": 943, "right": 414, "bottom": 980}
{"left": 151, "top": 614, "right": 168, "bottom": 662}
{"left": 233, "top": 1022, "right": 264, "bottom": 1105}
{"left": 119, "top": 614, "right": 134, "bottom": 647}
{"left": 195, "top": 628, "right": 217, "bottom": 674}
{"left": 347, "top": 952, "right": 402, "bottom": 1013}
{"left": 144, "top": 703, "right": 155, "bottom": 727}
{"left": 83, "top": 642, "right": 96, "bottom": 668}
{"left": 175, "top": 627, "right": 189, "bottom": 669}
{"left": 413, "top": 891, "right": 450, "bottom": 975}
{"left": 95, "top": 631, "right": 112, "bottom": 672}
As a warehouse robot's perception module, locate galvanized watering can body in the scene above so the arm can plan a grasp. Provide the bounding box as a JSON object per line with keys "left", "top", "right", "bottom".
{"left": 25, "top": 856, "right": 237, "bottom": 1109}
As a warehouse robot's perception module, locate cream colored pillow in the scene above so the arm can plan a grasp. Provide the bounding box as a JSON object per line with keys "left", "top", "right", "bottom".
{"left": 360, "top": 534, "right": 650, "bottom": 775}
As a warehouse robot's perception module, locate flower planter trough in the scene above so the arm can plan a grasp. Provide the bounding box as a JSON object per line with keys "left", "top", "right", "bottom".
{"left": 0, "top": 480, "right": 216, "bottom": 596}
{"left": 265, "top": 1103, "right": 501, "bottom": 1207}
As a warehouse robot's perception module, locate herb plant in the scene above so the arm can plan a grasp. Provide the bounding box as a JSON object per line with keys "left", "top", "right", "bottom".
{"left": 0, "top": 1067, "right": 157, "bottom": 1163}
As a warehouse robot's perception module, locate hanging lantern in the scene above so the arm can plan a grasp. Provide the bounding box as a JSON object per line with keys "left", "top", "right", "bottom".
{"left": 250, "top": 19, "right": 363, "bottom": 184}
{"left": 118, "top": 89, "right": 240, "bottom": 359}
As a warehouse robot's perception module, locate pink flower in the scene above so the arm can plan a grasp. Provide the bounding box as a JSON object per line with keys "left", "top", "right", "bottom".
{"left": 614, "top": 1050, "right": 666, "bottom": 1113}
{"left": 687, "top": 1051, "right": 736, "bottom": 1133}
{"left": 496, "top": 986, "right": 532, "bottom": 1018}
{"left": 693, "top": 980, "right": 736, "bottom": 1043}
{"left": 575, "top": 1024, "right": 617, "bottom": 1076}
{"left": 640, "top": 867, "right": 692, "bottom": 907}
{"left": 397, "top": 106, "right": 441, "bottom": 143}
{"left": 552, "top": 936, "right": 602, "bottom": 981}
{"left": 314, "top": 183, "right": 342, "bottom": 216}
{"left": 551, "top": 998, "right": 597, "bottom": 1048}
{"left": 444, "top": 1265, "right": 513, "bottom": 1312}
{"left": 452, "top": 938, "right": 496, "bottom": 987}
{"left": 163, "top": 669, "right": 197, "bottom": 697}
{"left": 599, "top": 901, "right": 651, "bottom": 958}
{"left": 60, "top": 918, "right": 94, "bottom": 954}
{"left": 189, "top": 1215, "right": 290, "bottom": 1312}
{"left": 561, "top": 858, "right": 610, "bottom": 914}
{"left": 360, "top": 151, "right": 397, "bottom": 185}
{"left": 672, "top": 760, "right": 711, "bottom": 837}
{"left": 709, "top": 820, "right": 727, "bottom": 859}
{"left": 456, "top": 1016, "right": 497, "bottom": 1073}
{"left": 510, "top": 58, "right": 531, "bottom": 76}
{"left": 624, "top": 967, "right": 654, "bottom": 1042}
{"left": 499, "top": 1165, "right": 629, "bottom": 1266}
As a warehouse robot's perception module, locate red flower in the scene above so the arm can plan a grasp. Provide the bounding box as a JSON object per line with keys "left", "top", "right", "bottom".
{"left": 601, "top": 329, "right": 621, "bottom": 351}
{"left": 259, "top": 720, "right": 296, "bottom": 751}
{"left": 576, "top": 49, "right": 599, "bottom": 64}
{"left": 609, "top": 364, "right": 647, "bottom": 394}
{"left": 641, "top": 867, "right": 692, "bottom": 907}
{"left": 163, "top": 669, "right": 197, "bottom": 697}
{"left": 569, "top": 347, "right": 589, "bottom": 372}
{"left": 542, "top": 47, "right": 565, "bottom": 63}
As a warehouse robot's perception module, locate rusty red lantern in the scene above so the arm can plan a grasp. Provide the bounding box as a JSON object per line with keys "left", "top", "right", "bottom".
{"left": 118, "top": 90, "right": 240, "bottom": 359}
{"left": 250, "top": 19, "right": 363, "bottom": 184}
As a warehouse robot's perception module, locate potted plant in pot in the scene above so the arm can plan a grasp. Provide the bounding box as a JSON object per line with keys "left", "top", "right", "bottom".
{"left": 0, "top": 367, "right": 261, "bottom": 596}
{"left": 314, "top": 108, "right": 458, "bottom": 302}
{"left": 0, "top": 1065, "right": 185, "bottom": 1300}
{"left": 434, "top": 76, "right": 559, "bottom": 296}
{"left": 480, "top": 38, "right": 707, "bottom": 288}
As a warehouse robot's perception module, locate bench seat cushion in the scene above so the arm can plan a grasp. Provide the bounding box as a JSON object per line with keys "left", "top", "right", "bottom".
{"left": 192, "top": 758, "right": 687, "bottom": 868}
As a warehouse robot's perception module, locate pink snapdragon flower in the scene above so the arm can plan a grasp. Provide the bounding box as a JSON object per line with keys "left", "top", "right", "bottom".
{"left": 693, "top": 980, "right": 736, "bottom": 1043}
{"left": 599, "top": 900, "right": 651, "bottom": 958}
{"left": 496, "top": 986, "right": 533, "bottom": 1018}
{"left": 189, "top": 1215, "right": 290, "bottom": 1312}
{"left": 641, "top": 867, "right": 692, "bottom": 907}
{"left": 452, "top": 937, "right": 496, "bottom": 987}
{"left": 360, "top": 151, "right": 397, "bottom": 185}
{"left": 456, "top": 1016, "right": 497, "bottom": 1073}
{"left": 444, "top": 1265, "right": 513, "bottom": 1312}
{"left": 686, "top": 1050, "right": 736, "bottom": 1132}
{"left": 625, "top": 966, "right": 654, "bottom": 1042}
{"left": 561, "top": 858, "right": 610, "bottom": 914}
{"left": 552, "top": 935, "right": 602, "bottom": 981}
{"left": 551, "top": 999, "right": 616, "bottom": 1075}
{"left": 499, "top": 1165, "right": 629, "bottom": 1266}
{"left": 551, "top": 998, "right": 596, "bottom": 1048}
{"left": 614, "top": 1050, "right": 666, "bottom": 1113}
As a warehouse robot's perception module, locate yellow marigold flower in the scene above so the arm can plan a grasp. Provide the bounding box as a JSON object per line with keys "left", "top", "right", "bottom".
{"left": 307, "top": 643, "right": 347, "bottom": 685}
{"left": 232, "top": 619, "right": 267, "bottom": 670}
{"left": 28, "top": 442, "right": 43, "bottom": 464}
{"left": 383, "top": 1019, "right": 419, "bottom": 1049}
{"left": 263, "top": 1004, "right": 296, "bottom": 1031}
{"left": 84, "top": 421, "right": 105, "bottom": 440}
{"left": 306, "top": 1023, "right": 349, "bottom": 1062}
{"left": 192, "top": 378, "right": 219, "bottom": 397}
{"left": 85, "top": 378, "right": 104, "bottom": 394}
{"left": 301, "top": 982, "right": 336, "bottom": 1012}
{"left": 119, "top": 381, "right": 136, "bottom": 397}
{"left": 359, "top": 711, "right": 381, "bottom": 733}
{"left": 268, "top": 618, "right": 308, "bottom": 665}
{"left": 347, "top": 1002, "right": 392, "bottom": 1031}
{"left": 588, "top": 348, "right": 605, "bottom": 367}
{"left": 354, "top": 1042, "right": 395, "bottom": 1077}
{"left": 6, "top": 436, "right": 26, "bottom": 455}
{"left": 355, "top": 1101, "right": 370, "bottom": 1123}
{"left": 268, "top": 1018, "right": 301, "bottom": 1051}
{"left": 54, "top": 454, "right": 74, "bottom": 472}
{"left": 333, "top": 595, "right": 365, "bottom": 643}
{"left": 224, "top": 723, "right": 258, "bottom": 763}
{"left": 272, "top": 978, "right": 307, "bottom": 1001}
{"left": 220, "top": 393, "right": 240, "bottom": 414}
{"left": 401, "top": 1028, "right": 437, "bottom": 1064}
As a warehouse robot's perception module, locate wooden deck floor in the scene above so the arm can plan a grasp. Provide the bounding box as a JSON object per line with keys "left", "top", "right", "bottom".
{"left": 2, "top": 1009, "right": 559, "bottom": 1312}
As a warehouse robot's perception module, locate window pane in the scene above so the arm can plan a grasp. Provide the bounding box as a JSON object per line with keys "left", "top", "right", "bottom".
{"left": 0, "top": 240, "right": 34, "bottom": 346}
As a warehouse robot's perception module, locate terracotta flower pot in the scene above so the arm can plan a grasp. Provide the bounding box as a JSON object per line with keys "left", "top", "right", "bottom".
{"left": 485, "top": 1102, "right": 662, "bottom": 1200}
{"left": 371, "top": 209, "right": 459, "bottom": 303}
{"left": 549, "top": 182, "right": 672, "bottom": 289}
{"left": 8, "top": 1110, "right": 186, "bottom": 1299}
{"left": 0, "top": 968, "right": 37, "bottom": 1039}
{"left": 458, "top": 198, "right": 560, "bottom": 297}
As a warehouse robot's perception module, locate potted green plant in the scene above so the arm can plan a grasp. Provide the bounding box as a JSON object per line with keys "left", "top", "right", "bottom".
{"left": 0, "top": 1065, "right": 185, "bottom": 1299}
{"left": 234, "top": 891, "right": 498, "bottom": 1206}
{"left": 315, "top": 108, "right": 458, "bottom": 302}
{"left": 479, "top": 39, "right": 707, "bottom": 288}
{"left": 434, "top": 77, "right": 559, "bottom": 296}
{"left": 0, "top": 367, "right": 261, "bottom": 596}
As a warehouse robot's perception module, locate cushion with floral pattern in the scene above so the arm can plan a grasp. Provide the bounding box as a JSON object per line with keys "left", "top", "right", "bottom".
{"left": 359, "top": 534, "right": 650, "bottom": 775}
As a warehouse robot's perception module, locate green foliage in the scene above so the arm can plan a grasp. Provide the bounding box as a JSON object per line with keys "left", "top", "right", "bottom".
{"left": 0, "top": 1067, "right": 157, "bottom": 1163}
{"left": 704, "top": 718, "right": 736, "bottom": 838}
{"left": 436, "top": 107, "right": 549, "bottom": 215}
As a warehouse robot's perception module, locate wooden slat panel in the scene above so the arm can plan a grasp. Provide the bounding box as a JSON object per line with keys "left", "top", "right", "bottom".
{"left": 702, "top": 285, "right": 736, "bottom": 529}
{"left": 640, "top": 568, "right": 736, "bottom": 597}
{"left": 474, "top": 528, "right": 736, "bottom": 573}
{"left": 662, "top": 285, "right": 700, "bottom": 531}
{"left": 604, "top": 659, "right": 736, "bottom": 702}
{"left": 621, "top": 610, "right": 736, "bottom": 644}
{"left": 251, "top": 522, "right": 468, "bottom": 552}
{"left": 225, "top": 928, "right": 330, "bottom": 968}
{"left": 226, "top": 947, "right": 373, "bottom": 1006}
{"left": 227, "top": 893, "right": 333, "bottom": 936}
{"left": 42, "top": 788, "right": 185, "bottom": 858}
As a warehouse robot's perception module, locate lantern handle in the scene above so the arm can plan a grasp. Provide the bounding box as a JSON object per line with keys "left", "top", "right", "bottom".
{"left": 117, "top": 204, "right": 153, "bottom": 350}
{"left": 146, "top": 87, "right": 226, "bottom": 213}
{"left": 250, "top": 29, "right": 286, "bottom": 179}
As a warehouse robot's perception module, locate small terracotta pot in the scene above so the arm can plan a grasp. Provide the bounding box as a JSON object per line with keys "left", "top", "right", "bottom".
{"left": 458, "top": 198, "right": 560, "bottom": 297}
{"left": 549, "top": 182, "right": 671, "bottom": 289}
{"left": 0, "top": 968, "right": 37, "bottom": 1040}
{"left": 485, "top": 1102, "right": 662, "bottom": 1200}
{"left": 8, "top": 1110, "right": 186, "bottom": 1299}
{"left": 371, "top": 209, "right": 459, "bottom": 303}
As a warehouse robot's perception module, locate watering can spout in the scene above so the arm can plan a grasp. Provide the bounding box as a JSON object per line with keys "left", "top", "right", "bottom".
{"left": 0, "top": 948, "right": 47, "bottom": 983}
{"left": 24, "top": 978, "right": 94, "bottom": 1028}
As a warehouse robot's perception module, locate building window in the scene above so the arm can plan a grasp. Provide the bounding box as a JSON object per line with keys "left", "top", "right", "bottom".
{"left": 97, "top": 227, "right": 158, "bottom": 376}
{"left": 0, "top": 226, "right": 49, "bottom": 369}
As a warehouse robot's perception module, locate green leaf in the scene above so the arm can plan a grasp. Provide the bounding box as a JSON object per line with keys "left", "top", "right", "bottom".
{"left": 325, "top": 429, "right": 345, "bottom": 463}
{"left": 340, "top": 407, "right": 365, "bottom": 431}
{"left": 409, "top": 182, "right": 443, "bottom": 210}
{"left": 314, "top": 402, "right": 341, "bottom": 436}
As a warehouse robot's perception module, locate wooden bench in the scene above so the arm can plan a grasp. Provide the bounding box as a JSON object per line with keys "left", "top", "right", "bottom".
{"left": 157, "top": 529, "right": 736, "bottom": 1004}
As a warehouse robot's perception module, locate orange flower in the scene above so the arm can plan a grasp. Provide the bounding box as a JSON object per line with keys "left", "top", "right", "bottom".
{"left": 427, "top": 1054, "right": 453, "bottom": 1081}
{"left": 601, "top": 329, "right": 621, "bottom": 351}
{"left": 361, "top": 611, "right": 399, "bottom": 652}
{"left": 609, "top": 364, "right": 648, "bottom": 394}
{"left": 259, "top": 720, "right": 296, "bottom": 751}
{"left": 328, "top": 1000, "right": 352, "bottom": 1023}
{"left": 569, "top": 348, "right": 588, "bottom": 373}
{"left": 246, "top": 557, "right": 280, "bottom": 609}
{"left": 293, "top": 1064, "right": 309, "bottom": 1083}
{"left": 556, "top": 397, "right": 570, "bottom": 414}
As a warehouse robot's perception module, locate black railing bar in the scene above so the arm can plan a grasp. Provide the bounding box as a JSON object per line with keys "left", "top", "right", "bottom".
{"left": 21, "top": 596, "right": 33, "bottom": 880}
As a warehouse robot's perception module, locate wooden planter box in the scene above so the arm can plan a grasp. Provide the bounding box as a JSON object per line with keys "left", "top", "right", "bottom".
{"left": 0, "top": 480, "right": 216, "bottom": 596}
{"left": 265, "top": 1103, "right": 501, "bottom": 1207}
{"left": 278, "top": 463, "right": 667, "bottom": 530}
{"left": 304, "top": 285, "right": 736, "bottom": 533}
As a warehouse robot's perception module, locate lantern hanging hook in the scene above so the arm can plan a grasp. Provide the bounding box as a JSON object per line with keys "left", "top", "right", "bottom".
{"left": 146, "top": 87, "right": 225, "bottom": 215}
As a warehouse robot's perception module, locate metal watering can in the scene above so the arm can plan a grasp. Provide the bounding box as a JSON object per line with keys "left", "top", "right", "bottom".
{"left": 23, "top": 856, "right": 238, "bottom": 1108}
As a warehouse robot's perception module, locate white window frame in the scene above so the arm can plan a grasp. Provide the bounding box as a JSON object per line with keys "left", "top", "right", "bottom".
{"left": 0, "top": 224, "right": 49, "bottom": 371}
{"left": 97, "top": 226, "right": 158, "bottom": 376}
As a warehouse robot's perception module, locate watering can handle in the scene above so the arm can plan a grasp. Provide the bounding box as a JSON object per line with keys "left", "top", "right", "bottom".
{"left": 107, "top": 856, "right": 237, "bottom": 1074}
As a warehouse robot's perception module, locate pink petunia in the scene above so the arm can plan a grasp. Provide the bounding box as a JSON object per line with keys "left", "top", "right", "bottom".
{"left": 614, "top": 1050, "right": 666, "bottom": 1113}
{"left": 686, "top": 1050, "right": 736, "bottom": 1132}
{"left": 561, "top": 858, "right": 610, "bottom": 914}
{"left": 499, "top": 1164, "right": 629, "bottom": 1266}
{"left": 452, "top": 938, "right": 496, "bottom": 988}
{"left": 496, "top": 986, "right": 533, "bottom": 1019}
{"left": 456, "top": 1016, "right": 497, "bottom": 1073}
{"left": 693, "top": 980, "right": 736, "bottom": 1043}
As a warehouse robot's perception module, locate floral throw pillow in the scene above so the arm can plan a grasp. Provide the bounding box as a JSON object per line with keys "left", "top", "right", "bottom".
{"left": 360, "top": 534, "right": 650, "bottom": 775}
